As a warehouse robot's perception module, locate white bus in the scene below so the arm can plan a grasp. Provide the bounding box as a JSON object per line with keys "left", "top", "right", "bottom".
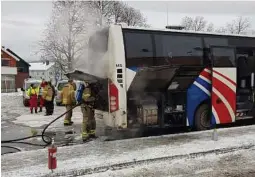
{"left": 67, "top": 24, "right": 255, "bottom": 139}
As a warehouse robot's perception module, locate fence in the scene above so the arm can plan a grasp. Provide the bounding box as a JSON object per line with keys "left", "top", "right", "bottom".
{"left": 1, "top": 75, "right": 16, "bottom": 93}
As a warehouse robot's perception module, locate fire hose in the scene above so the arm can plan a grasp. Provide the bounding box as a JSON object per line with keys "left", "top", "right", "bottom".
{"left": 1, "top": 103, "right": 81, "bottom": 155}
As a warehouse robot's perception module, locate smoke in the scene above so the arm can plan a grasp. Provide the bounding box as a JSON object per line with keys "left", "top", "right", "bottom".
{"left": 71, "top": 6, "right": 109, "bottom": 79}
{"left": 72, "top": 28, "right": 109, "bottom": 79}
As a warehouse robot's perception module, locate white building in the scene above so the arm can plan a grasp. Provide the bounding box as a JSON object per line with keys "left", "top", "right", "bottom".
{"left": 29, "top": 62, "right": 56, "bottom": 85}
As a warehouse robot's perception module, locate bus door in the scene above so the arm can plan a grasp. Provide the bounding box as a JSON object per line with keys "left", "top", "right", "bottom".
{"left": 210, "top": 46, "right": 237, "bottom": 124}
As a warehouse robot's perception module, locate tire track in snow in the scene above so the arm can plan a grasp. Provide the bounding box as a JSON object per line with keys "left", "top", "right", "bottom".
{"left": 44, "top": 143, "right": 255, "bottom": 177}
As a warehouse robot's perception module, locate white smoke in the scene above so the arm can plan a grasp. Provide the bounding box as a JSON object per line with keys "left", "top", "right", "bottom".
{"left": 73, "top": 26, "right": 109, "bottom": 79}
{"left": 71, "top": 4, "right": 109, "bottom": 79}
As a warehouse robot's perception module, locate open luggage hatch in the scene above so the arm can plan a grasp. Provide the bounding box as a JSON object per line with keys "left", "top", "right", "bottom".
{"left": 65, "top": 70, "right": 104, "bottom": 83}
{"left": 128, "top": 65, "right": 203, "bottom": 93}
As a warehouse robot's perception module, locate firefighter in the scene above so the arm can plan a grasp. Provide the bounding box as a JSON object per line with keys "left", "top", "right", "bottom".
{"left": 42, "top": 82, "right": 54, "bottom": 116}
{"left": 39, "top": 79, "right": 47, "bottom": 112}
{"left": 80, "top": 81, "right": 96, "bottom": 142}
{"left": 27, "top": 84, "right": 39, "bottom": 114}
{"left": 61, "top": 79, "right": 76, "bottom": 126}
{"left": 48, "top": 81, "right": 56, "bottom": 115}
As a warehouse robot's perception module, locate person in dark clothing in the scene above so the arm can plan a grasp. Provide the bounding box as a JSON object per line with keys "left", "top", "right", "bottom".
{"left": 42, "top": 82, "right": 51, "bottom": 116}
{"left": 48, "top": 81, "right": 56, "bottom": 115}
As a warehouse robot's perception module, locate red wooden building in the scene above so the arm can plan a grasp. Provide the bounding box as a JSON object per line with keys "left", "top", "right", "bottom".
{"left": 1, "top": 46, "right": 30, "bottom": 92}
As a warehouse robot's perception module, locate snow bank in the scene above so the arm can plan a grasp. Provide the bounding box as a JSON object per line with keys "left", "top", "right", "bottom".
{"left": 1, "top": 91, "right": 23, "bottom": 96}
{"left": 2, "top": 125, "right": 255, "bottom": 177}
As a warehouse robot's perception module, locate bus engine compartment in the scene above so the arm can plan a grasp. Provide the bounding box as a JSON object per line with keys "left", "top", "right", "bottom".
{"left": 127, "top": 65, "right": 204, "bottom": 128}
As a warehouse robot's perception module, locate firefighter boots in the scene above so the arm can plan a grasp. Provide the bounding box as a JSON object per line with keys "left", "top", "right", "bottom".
{"left": 64, "top": 119, "right": 74, "bottom": 126}
{"left": 88, "top": 130, "right": 96, "bottom": 138}
{"left": 82, "top": 132, "right": 90, "bottom": 142}
{"left": 35, "top": 109, "right": 38, "bottom": 114}
{"left": 31, "top": 109, "right": 33, "bottom": 114}
{"left": 39, "top": 107, "right": 42, "bottom": 112}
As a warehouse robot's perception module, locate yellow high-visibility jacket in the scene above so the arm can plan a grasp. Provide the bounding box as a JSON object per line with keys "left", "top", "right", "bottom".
{"left": 42, "top": 85, "right": 53, "bottom": 101}
{"left": 61, "top": 83, "right": 75, "bottom": 105}
{"left": 26, "top": 87, "right": 39, "bottom": 96}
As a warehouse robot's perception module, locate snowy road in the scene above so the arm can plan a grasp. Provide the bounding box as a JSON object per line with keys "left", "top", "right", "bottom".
{"left": 1, "top": 92, "right": 84, "bottom": 154}
{"left": 2, "top": 124, "right": 255, "bottom": 177}
{"left": 2, "top": 92, "right": 255, "bottom": 177}
{"left": 84, "top": 148, "right": 255, "bottom": 177}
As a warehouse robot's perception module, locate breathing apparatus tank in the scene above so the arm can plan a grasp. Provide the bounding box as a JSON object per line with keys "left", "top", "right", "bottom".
{"left": 76, "top": 82, "right": 85, "bottom": 103}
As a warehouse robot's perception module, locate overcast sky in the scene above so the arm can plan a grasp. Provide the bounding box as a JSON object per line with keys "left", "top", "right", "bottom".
{"left": 2, "top": 1, "right": 255, "bottom": 62}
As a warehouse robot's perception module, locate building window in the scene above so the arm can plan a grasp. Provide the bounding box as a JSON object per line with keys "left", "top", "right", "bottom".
{"left": 42, "top": 72, "right": 44, "bottom": 75}
{"left": 123, "top": 31, "right": 154, "bottom": 68}
{"left": 154, "top": 34, "right": 203, "bottom": 66}
{"left": 1, "top": 59, "right": 10, "bottom": 66}
{"left": 1, "top": 75, "right": 16, "bottom": 93}
{"left": 49, "top": 72, "right": 53, "bottom": 75}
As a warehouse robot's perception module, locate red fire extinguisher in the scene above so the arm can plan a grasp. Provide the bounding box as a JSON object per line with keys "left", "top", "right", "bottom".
{"left": 48, "top": 137, "right": 57, "bottom": 172}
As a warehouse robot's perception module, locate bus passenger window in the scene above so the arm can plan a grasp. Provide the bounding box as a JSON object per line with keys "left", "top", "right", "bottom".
{"left": 154, "top": 34, "right": 203, "bottom": 66}
{"left": 212, "top": 48, "right": 236, "bottom": 67}
{"left": 123, "top": 31, "right": 154, "bottom": 68}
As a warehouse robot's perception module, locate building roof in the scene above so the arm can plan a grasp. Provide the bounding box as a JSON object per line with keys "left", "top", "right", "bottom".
{"left": 6, "top": 48, "right": 30, "bottom": 66}
{"left": 1, "top": 47, "right": 20, "bottom": 61}
{"left": 29, "top": 62, "right": 55, "bottom": 71}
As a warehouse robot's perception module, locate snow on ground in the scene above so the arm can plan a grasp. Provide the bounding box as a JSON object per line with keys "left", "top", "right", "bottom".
{"left": 2, "top": 125, "right": 255, "bottom": 177}
{"left": 1, "top": 91, "right": 23, "bottom": 97}
{"left": 84, "top": 148, "right": 255, "bottom": 177}
{"left": 13, "top": 108, "right": 83, "bottom": 129}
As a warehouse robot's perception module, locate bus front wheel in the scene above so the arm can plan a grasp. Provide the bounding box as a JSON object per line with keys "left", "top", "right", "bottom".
{"left": 195, "top": 103, "right": 211, "bottom": 131}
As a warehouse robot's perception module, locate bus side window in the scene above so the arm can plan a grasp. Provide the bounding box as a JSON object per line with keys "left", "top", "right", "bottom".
{"left": 212, "top": 47, "right": 236, "bottom": 67}
{"left": 123, "top": 31, "right": 154, "bottom": 68}
{"left": 154, "top": 34, "right": 203, "bottom": 66}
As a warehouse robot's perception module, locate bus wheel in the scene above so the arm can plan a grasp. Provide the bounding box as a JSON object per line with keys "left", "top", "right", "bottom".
{"left": 195, "top": 103, "right": 211, "bottom": 131}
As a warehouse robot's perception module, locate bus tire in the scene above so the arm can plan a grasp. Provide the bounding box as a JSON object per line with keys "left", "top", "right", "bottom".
{"left": 195, "top": 103, "right": 211, "bottom": 131}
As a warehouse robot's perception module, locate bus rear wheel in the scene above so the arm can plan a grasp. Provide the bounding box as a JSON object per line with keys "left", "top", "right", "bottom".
{"left": 195, "top": 103, "right": 211, "bottom": 131}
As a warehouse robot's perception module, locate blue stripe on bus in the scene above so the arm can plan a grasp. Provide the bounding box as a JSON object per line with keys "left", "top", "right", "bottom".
{"left": 128, "top": 67, "right": 138, "bottom": 72}
{"left": 196, "top": 77, "right": 211, "bottom": 91}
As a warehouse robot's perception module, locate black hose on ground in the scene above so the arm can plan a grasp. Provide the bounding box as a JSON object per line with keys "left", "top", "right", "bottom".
{"left": 1, "top": 103, "right": 81, "bottom": 155}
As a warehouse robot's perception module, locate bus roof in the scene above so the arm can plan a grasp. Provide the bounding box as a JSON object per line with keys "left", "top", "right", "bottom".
{"left": 121, "top": 25, "right": 255, "bottom": 39}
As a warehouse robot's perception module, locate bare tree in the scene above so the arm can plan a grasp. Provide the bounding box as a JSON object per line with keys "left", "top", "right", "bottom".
{"left": 88, "top": 1, "right": 115, "bottom": 25}
{"left": 38, "top": 0, "right": 99, "bottom": 72}
{"left": 89, "top": 1, "right": 148, "bottom": 27}
{"left": 226, "top": 16, "right": 251, "bottom": 34}
{"left": 193, "top": 16, "right": 207, "bottom": 31}
{"left": 39, "top": 0, "right": 148, "bottom": 73}
{"left": 181, "top": 16, "right": 207, "bottom": 31}
{"left": 110, "top": 1, "right": 126, "bottom": 24}
{"left": 215, "top": 27, "right": 227, "bottom": 34}
{"left": 120, "top": 6, "right": 147, "bottom": 27}
{"left": 206, "top": 23, "right": 214, "bottom": 32}
{"left": 181, "top": 16, "right": 193, "bottom": 30}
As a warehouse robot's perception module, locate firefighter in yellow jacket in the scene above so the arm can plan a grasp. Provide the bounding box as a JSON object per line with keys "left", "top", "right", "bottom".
{"left": 81, "top": 82, "right": 96, "bottom": 142}
{"left": 61, "top": 79, "right": 76, "bottom": 126}
{"left": 42, "top": 82, "right": 53, "bottom": 116}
